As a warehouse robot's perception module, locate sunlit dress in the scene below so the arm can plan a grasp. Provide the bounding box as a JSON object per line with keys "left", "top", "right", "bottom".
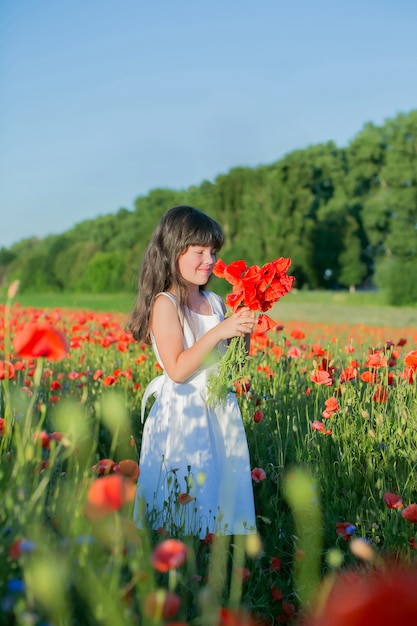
{"left": 134, "top": 290, "right": 256, "bottom": 538}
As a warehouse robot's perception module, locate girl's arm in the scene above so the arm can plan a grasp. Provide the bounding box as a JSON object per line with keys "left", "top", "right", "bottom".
{"left": 151, "top": 295, "right": 254, "bottom": 383}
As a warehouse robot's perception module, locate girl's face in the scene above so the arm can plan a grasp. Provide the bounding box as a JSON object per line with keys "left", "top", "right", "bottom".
{"left": 178, "top": 245, "right": 216, "bottom": 287}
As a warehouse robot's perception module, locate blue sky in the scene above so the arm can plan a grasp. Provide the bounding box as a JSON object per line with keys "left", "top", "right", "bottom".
{"left": 1, "top": 0, "right": 416, "bottom": 248}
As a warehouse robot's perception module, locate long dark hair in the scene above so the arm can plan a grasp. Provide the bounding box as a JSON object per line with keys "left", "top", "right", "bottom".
{"left": 127, "top": 205, "right": 224, "bottom": 343}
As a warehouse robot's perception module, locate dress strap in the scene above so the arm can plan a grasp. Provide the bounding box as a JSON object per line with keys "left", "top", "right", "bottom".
{"left": 141, "top": 375, "right": 165, "bottom": 423}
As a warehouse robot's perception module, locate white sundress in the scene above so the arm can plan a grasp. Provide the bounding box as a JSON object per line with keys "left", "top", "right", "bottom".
{"left": 134, "top": 290, "right": 257, "bottom": 538}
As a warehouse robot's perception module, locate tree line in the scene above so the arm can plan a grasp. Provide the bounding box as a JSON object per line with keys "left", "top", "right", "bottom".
{"left": 1, "top": 110, "right": 417, "bottom": 305}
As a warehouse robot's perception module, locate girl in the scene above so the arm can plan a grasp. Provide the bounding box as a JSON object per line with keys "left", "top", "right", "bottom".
{"left": 128, "top": 205, "right": 257, "bottom": 538}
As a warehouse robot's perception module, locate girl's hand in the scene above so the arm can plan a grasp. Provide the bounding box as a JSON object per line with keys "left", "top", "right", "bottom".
{"left": 218, "top": 307, "right": 255, "bottom": 340}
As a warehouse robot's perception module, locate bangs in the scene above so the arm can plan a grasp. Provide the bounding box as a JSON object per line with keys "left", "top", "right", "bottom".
{"left": 180, "top": 209, "right": 224, "bottom": 252}
{"left": 186, "top": 224, "right": 224, "bottom": 251}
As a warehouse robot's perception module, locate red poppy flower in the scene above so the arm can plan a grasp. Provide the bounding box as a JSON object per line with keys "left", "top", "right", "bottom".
{"left": 213, "top": 256, "right": 294, "bottom": 313}
{"left": 151, "top": 539, "right": 188, "bottom": 572}
{"left": 365, "top": 352, "right": 388, "bottom": 369}
{"left": 322, "top": 396, "right": 339, "bottom": 418}
{"left": 177, "top": 493, "right": 195, "bottom": 505}
{"left": 0, "top": 360, "right": 16, "bottom": 380}
{"left": 290, "top": 328, "right": 306, "bottom": 339}
{"left": 336, "top": 521, "right": 356, "bottom": 540}
{"left": 360, "top": 371, "right": 377, "bottom": 383}
{"left": 202, "top": 532, "right": 215, "bottom": 545}
{"left": 33, "top": 430, "right": 51, "bottom": 449}
{"left": 92, "top": 459, "right": 116, "bottom": 475}
{"left": 404, "top": 350, "right": 417, "bottom": 371}
{"left": 253, "top": 410, "right": 263, "bottom": 423}
{"left": 113, "top": 459, "right": 140, "bottom": 481}
{"left": 13, "top": 323, "right": 69, "bottom": 361}
{"left": 0, "top": 418, "right": 6, "bottom": 437}
{"left": 218, "top": 607, "right": 254, "bottom": 626}
{"left": 84, "top": 474, "right": 136, "bottom": 520}
{"left": 233, "top": 567, "right": 251, "bottom": 583}
{"left": 310, "top": 370, "right": 333, "bottom": 386}
{"left": 373, "top": 384, "right": 388, "bottom": 402}
{"left": 251, "top": 467, "right": 266, "bottom": 482}
{"left": 383, "top": 492, "right": 403, "bottom": 509}
{"left": 270, "top": 586, "right": 283, "bottom": 602}
{"left": 253, "top": 314, "right": 278, "bottom": 335}
{"left": 304, "top": 565, "right": 417, "bottom": 626}
{"left": 103, "top": 375, "right": 118, "bottom": 386}
{"left": 402, "top": 504, "right": 417, "bottom": 523}
{"left": 287, "top": 346, "right": 301, "bottom": 358}
{"left": 339, "top": 366, "right": 358, "bottom": 382}
{"left": 269, "top": 556, "right": 282, "bottom": 571}
{"left": 143, "top": 590, "right": 180, "bottom": 620}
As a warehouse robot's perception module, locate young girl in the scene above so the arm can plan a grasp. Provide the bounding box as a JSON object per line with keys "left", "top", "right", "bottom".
{"left": 128, "top": 205, "right": 257, "bottom": 538}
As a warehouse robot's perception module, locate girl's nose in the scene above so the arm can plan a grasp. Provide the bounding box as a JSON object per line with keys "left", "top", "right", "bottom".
{"left": 203, "top": 252, "right": 214, "bottom": 265}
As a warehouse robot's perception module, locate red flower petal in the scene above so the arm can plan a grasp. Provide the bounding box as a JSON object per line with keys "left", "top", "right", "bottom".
{"left": 13, "top": 323, "right": 68, "bottom": 361}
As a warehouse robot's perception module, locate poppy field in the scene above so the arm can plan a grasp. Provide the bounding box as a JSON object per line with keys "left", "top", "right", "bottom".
{"left": 1, "top": 284, "right": 417, "bottom": 625}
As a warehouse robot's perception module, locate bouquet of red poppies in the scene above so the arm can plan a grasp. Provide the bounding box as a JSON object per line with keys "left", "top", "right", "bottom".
{"left": 207, "top": 257, "right": 295, "bottom": 405}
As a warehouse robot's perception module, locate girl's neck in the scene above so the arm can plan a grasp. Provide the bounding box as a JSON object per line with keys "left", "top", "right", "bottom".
{"left": 173, "top": 286, "right": 211, "bottom": 315}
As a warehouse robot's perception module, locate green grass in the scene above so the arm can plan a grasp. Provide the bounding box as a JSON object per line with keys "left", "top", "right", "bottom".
{"left": 5, "top": 289, "right": 416, "bottom": 328}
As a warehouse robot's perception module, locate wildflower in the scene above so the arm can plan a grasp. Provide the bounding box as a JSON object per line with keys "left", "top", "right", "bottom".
{"left": 311, "top": 421, "right": 332, "bottom": 435}
{"left": 113, "top": 459, "right": 140, "bottom": 481}
{"left": 339, "top": 366, "right": 358, "bottom": 382}
{"left": 270, "top": 586, "right": 283, "bottom": 602}
{"left": 290, "top": 328, "right": 305, "bottom": 339}
{"left": 269, "top": 556, "right": 282, "bottom": 571}
{"left": 322, "top": 396, "right": 339, "bottom": 418}
{"left": 287, "top": 346, "right": 301, "bottom": 358}
{"left": 0, "top": 418, "right": 6, "bottom": 436}
{"left": 253, "top": 410, "right": 263, "bottom": 423}
{"left": 33, "top": 430, "right": 51, "bottom": 449}
{"left": 9, "top": 538, "right": 36, "bottom": 559}
{"left": 310, "top": 369, "right": 333, "bottom": 386}
{"left": 13, "top": 322, "right": 69, "bottom": 361}
{"left": 177, "top": 493, "right": 195, "bottom": 505}
{"left": 402, "top": 504, "right": 417, "bottom": 523}
{"left": 373, "top": 384, "right": 388, "bottom": 402}
{"left": 304, "top": 564, "right": 417, "bottom": 626}
{"left": 279, "top": 602, "right": 296, "bottom": 623}
{"left": 103, "top": 375, "right": 118, "bottom": 386}
{"left": 143, "top": 590, "right": 181, "bottom": 620}
{"left": 404, "top": 350, "right": 417, "bottom": 370}
{"left": 360, "top": 371, "right": 377, "bottom": 383}
{"left": 251, "top": 467, "right": 266, "bottom": 482}
{"left": 151, "top": 538, "right": 188, "bottom": 572}
{"left": 383, "top": 492, "right": 403, "bottom": 509}
{"left": 84, "top": 474, "right": 136, "bottom": 520}
{"left": 233, "top": 567, "right": 251, "bottom": 583}
{"left": 218, "top": 607, "right": 254, "bottom": 626}
{"left": 336, "top": 522, "right": 356, "bottom": 541}
{"left": 92, "top": 459, "right": 116, "bottom": 475}
{"left": 0, "top": 360, "right": 16, "bottom": 380}
{"left": 365, "top": 352, "right": 388, "bottom": 368}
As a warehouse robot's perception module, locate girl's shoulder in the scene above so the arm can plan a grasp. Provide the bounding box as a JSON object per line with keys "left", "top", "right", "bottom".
{"left": 155, "top": 291, "right": 176, "bottom": 302}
